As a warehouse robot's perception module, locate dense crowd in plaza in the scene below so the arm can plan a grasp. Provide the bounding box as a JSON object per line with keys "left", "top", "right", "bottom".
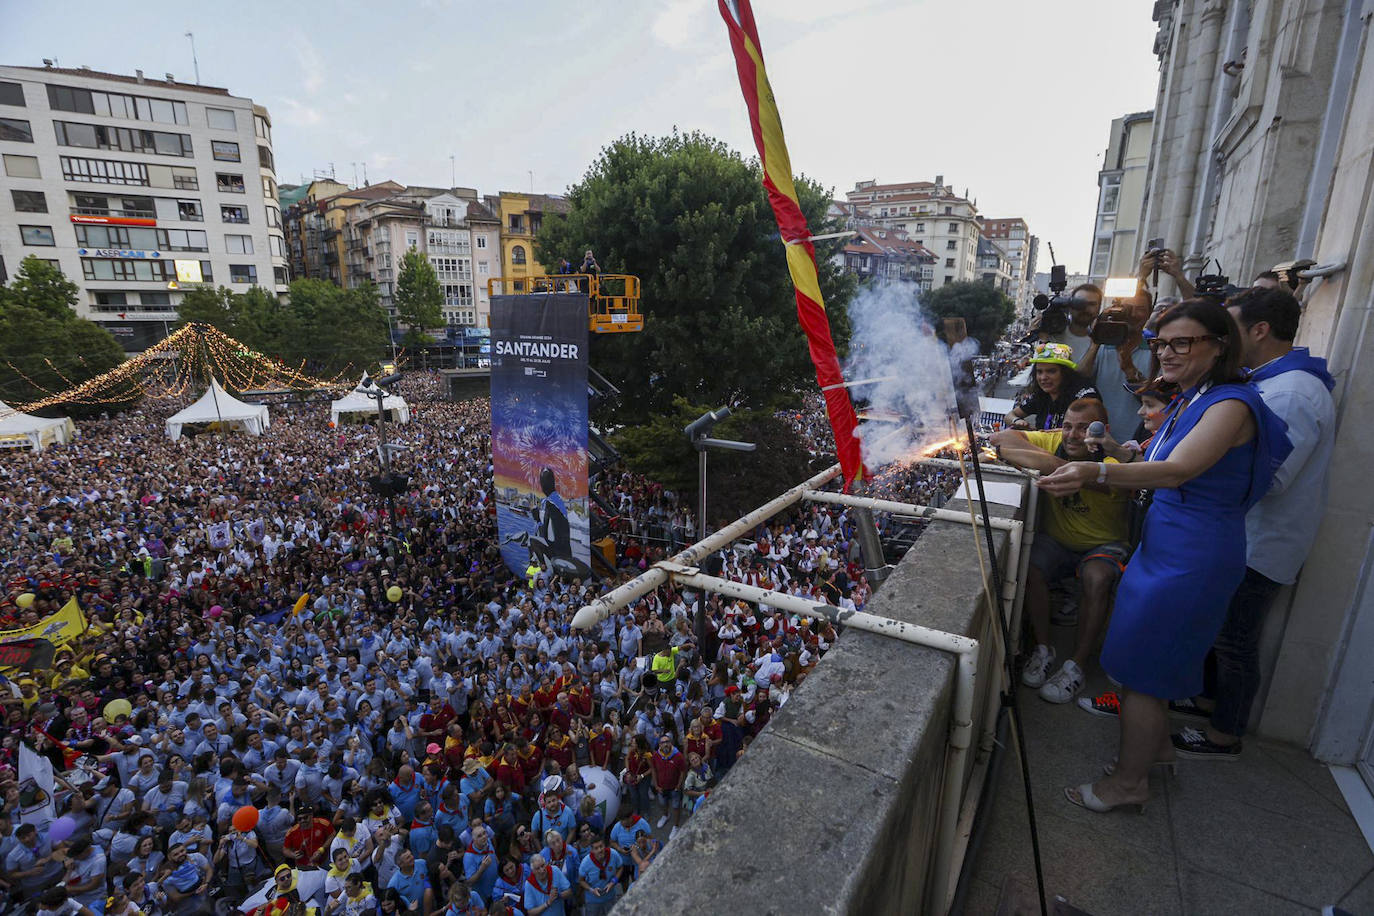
{"left": 0, "top": 371, "right": 960, "bottom": 916}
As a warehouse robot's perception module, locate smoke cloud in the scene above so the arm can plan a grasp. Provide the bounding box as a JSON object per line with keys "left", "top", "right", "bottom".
{"left": 843, "top": 281, "right": 973, "bottom": 468}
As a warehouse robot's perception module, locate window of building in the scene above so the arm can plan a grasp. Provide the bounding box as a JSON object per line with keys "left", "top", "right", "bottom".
{"left": 3, "top": 154, "right": 40, "bottom": 178}
{"left": 205, "top": 107, "right": 237, "bottom": 130}
{"left": 475, "top": 236, "right": 487, "bottom": 249}
{"left": 11, "top": 190, "right": 46, "bottom": 212}
{"left": 1100, "top": 177, "right": 1121, "bottom": 215}
{"left": 944, "top": 275, "right": 954, "bottom": 285}
{"left": 59, "top": 155, "right": 149, "bottom": 186}
{"left": 270, "top": 235, "right": 285, "bottom": 257}
{"left": 0, "top": 82, "right": 24, "bottom": 106}
{"left": 511, "top": 244, "right": 527, "bottom": 265}
{"left": 945, "top": 257, "right": 956, "bottom": 268}
{"left": 20, "top": 225, "right": 55, "bottom": 246}
{"left": 508, "top": 215, "right": 524, "bottom": 233}
{"left": 177, "top": 199, "right": 203, "bottom": 221}
{"left": 946, "top": 240, "right": 957, "bottom": 250}
{"left": 254, "top": 114, "right": 271, "bottom": 143}
{"left": 478, "top": 260, "right": 489, "bottom": 275}
{"left": 273, "top": 266, "right": 287, "bottom": 285}
{"left": 265, "top": 206, "right": 280, "bottom": 228}
{"left": 141, "top": 292, "right": 171, "bottom": 306}
{"left": 221, "top": 204, "right": 249, "bottom": 224}
{"left": 211, "top": 140, "right": 240, "bottom": 162}
{"left": 229, "top": 264, "right": 257, "bottom": 284}
{"left": 262, "top": 176, "right": 275, "bottom": 199}
{"left": 169, "top": 166, "right": 198, "bottom": 190}
{"left": 225, "top": 234, "right": 254, "bottom": 255}
{"left": 81, "top": 258, "right": 178, "bottom": 281}
{"left": 257, "top": 145, "right": 274, "bottom": 171}
{"left": 944, "top": 206, "right": 953, "bottom": 215}
{"left": 95, "top": 292, "right": 128, "bottom": 306}
{"left": 1090, "top": 237, "right": 1112, "bottom": 276}
{"left": 405, "top": 230, "right": 419, "bottom": 250}
{"left": 54, "top": 121, "right": 192, "bottom": 157}
{"left": 216, "top": 173, "right": 245, "bottom": 193}
{"left": 47, "top": 85, "right": 187, "bottom": 124}
{"left": 948, "top": 222, "right": 959, "bottom": 233}
{"left": 0, "top": 117, "right": 32, "bottom": 142}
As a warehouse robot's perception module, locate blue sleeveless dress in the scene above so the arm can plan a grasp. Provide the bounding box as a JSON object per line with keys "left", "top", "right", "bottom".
{"left": 1100, "top": 383, "right": 1291, "bottom": 699}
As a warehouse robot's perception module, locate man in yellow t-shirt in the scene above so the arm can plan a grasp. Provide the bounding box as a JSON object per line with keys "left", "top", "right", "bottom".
{"left": 991, "top": 398, "right": 1130, "bottom": 704}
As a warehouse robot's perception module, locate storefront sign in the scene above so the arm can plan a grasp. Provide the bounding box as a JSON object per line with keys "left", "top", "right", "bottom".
{"left": 78, "top": 248, "right": 161, "bottom": 259}
{"left": 70, "top": 214, "right": 157, "bottom": 227}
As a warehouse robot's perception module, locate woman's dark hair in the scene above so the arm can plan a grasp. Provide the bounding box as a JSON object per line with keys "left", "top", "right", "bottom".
{"left": 1156, "top": 298, "right": 1244, "bottom": 386}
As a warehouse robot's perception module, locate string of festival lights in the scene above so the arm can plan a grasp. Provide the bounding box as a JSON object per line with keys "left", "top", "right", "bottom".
{"left": 1, "top": 323, "right": 350, "bottom": 418}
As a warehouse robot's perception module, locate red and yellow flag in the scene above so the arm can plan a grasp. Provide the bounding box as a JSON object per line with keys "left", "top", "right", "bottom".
{"left": 718, "top": 0, "right": 864, "bottom": 487}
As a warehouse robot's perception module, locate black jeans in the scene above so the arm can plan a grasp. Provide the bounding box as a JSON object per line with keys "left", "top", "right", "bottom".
{"left": 1205, "top": 566, "right": 1283, "bottom": 738}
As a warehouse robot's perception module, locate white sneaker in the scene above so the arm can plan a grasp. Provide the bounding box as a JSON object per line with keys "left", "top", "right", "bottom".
{"left": 1039, "top": 660, "right": 1085, "bottom": 704}
{"left": 656, "top": 815, "right": 669, "bottom": 828}
{"left": 1021, "top": 645, "right": 1056, "bottom": 688}
{"left": 669, "top": 826, "right": 680, "bottom": 841}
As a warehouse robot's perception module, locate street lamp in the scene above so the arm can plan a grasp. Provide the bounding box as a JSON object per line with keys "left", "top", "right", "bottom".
{"left": 360, "top": 371, "right": 406, "bottom": 558}
{"left": 685, "top": 407, "right": 755, "bottom": 654}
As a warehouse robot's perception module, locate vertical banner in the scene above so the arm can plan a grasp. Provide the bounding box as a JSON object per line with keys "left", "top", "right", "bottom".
{"left": 490, "top": 293, "right": 592, "bottom": 579}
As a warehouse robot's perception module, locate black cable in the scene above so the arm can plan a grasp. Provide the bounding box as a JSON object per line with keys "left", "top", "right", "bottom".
{"left": 964, "top": 414, "right": 1048, "bottom": 916}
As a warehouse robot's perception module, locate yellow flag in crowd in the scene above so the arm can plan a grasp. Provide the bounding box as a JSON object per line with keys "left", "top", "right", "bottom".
{"left": 0, "top": 598, "right": 88, "bottom": 648}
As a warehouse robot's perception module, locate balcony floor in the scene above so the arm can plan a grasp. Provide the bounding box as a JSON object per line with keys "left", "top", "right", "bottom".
{"left": 963, "top": 628, "right": 1374, "bottom": 915}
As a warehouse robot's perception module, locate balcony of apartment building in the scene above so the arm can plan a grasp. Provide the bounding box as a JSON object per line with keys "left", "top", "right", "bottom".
{"left": 323, "top": 248, "right": 339, "bottom": 266}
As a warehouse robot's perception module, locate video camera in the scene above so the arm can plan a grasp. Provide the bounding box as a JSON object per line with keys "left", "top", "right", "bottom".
{"left": 1026, "top": 265, "right": 1095, "bottom": 339}
{"left": 1193, "top": 259, "right": 1240, "bottom": 301}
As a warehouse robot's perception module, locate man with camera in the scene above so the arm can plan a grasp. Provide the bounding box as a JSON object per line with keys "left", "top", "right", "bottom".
{"left": 1077, "top": 252, "right": 1166, "bottom": 435}
{"left": 1031, "top": 272, "right": 1101, "bottom": 366}
{"left": 992, "top": 398, "right": 1132, "bottom": 703}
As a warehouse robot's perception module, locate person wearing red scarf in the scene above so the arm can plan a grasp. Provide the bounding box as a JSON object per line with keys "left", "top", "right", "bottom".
{"left": 522, "top": 853, "right": 571, "bottom": 916}
{"left": 577, "top": 835, "right": 624, "bottom": 916}
{"left": 588, "top": 725, "right": 614, "bottom": 769}
{"left": 542, "top": 726, "right": 574, "bottom": 771}
{"left": 649, "top": 734, "right": 687, "bottom": 830}
{"left": 491, "top": 744, "right": 528, "bottom": 793}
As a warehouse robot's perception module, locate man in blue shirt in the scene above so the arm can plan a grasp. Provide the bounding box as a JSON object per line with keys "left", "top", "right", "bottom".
{"left": 386, "top": 848, "right": 429, "bottom": 912}
{"left": 462, "top": 824, "right": 499, "bottom": 903}
{"left": 389, "top": 764, "right": 422, "bottom": 823}
{"left": 609, "top": 808, "right": 650, "bottom": 858}
{"left": 577, "top": 835, "right": 624, "bottom": 916}
{"left": 523, "top": 853, "right": 572, "bottom": 916}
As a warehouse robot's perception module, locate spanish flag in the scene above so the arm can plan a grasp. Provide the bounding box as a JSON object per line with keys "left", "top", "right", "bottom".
{"left": 719, "top": 0, "right": 864, "bottom": 487}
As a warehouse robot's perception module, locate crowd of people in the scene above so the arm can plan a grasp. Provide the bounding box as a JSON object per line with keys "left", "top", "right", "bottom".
{"left": 0, "top": 369, "right": 964, "bottom": 916}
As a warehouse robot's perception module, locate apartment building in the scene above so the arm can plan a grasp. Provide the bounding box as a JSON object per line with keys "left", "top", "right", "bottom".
{"left": 840, "top": 226, "right": 935, "bottom": 290}
{"left": 844, "top": 178, "right": 981, "bottom": 286}
{"left": 483, "top": 192, "right": 571, "bottom": 286}
{"left": 1088, "top": 110, "right": 1153, "bottom": 286}
{"left": 979, "top": 217, "right": 1039, "bottom": 314}
{"left": 0, "top": 64, "right": 286, "bottom": 349}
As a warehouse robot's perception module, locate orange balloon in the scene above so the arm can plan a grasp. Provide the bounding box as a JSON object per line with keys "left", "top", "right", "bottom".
{"left": 232, "top": 805, "right": 259, "bottom": 832}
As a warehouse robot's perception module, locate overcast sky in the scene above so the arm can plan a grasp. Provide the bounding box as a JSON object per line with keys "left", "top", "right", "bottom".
{"left": 4, "top": 0, "right": 1160, "bottom": 273}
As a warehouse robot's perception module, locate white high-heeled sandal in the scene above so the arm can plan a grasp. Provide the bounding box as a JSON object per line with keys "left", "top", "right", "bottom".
{"left": 1064, "top": 782, "right": 1147, "bottom": 814}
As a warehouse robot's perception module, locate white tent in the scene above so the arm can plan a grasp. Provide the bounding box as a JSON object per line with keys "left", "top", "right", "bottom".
{"left": 330, "top": 376, "right": 410, "bottom": 426}
{"left": 0, "top": 401, "right": 75, "bottom": 453}
{"left": 165, "top": 378, "right": 270, "bottom": 440}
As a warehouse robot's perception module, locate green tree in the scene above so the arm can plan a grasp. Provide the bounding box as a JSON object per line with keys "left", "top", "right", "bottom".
{"left": 922, "top": 280, "right": 1016, "bottom": 353}
{"left": 612, "top": 396, "right": 820, "bottom": 526}
{"left": 394, "top": 249, "right": 443, "bottom": 345}
{"left": 536, "top": 131, "right": 855, "bottom": 424}
{"left": 283, "top": 279, "right": 388, "bottom": 374}
{"left": 176, "top": 286, "right": 240, "bottom": 335}
{"left": 0, "top": 256, "right": 126, "bottom": 410}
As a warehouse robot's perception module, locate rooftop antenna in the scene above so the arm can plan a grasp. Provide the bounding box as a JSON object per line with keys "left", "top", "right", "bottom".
{"left": 528, "top": 170, "right": 534, "bottom": 193}
{"left": 184, "top": 32, "right": 200, "bottom": 84}
{"left": 362, "top": 163, "right": 368, "bottom": 186}
{"left": 450, "top": 155, "right": 455, "bottom": 189}
{"left": 352, "top": 162, "right": 359, "bottom": 187}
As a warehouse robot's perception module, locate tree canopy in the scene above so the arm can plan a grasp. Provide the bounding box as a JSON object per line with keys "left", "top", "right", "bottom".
{"left": 177, "top": 280, "right": 389, "bottom": 375}
{"left": 394, "top": 249, "right": 443, "bottom": 345}
{"left": 0, "top": 257, "right": 126, "bottom": 411}
{"left": 536, "top": 131, "right": 855, "bottom": 424}
{"left": 922, "top": 280, "right": 1017, "bottom": 353}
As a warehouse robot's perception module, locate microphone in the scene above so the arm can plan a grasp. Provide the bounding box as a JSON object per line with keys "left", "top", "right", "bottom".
{"left": 1086, "top": 420, "right": 1106, "bottom": 459}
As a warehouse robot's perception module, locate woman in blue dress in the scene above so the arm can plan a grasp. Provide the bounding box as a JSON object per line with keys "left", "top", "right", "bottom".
{"left": 1038, "top": 299, "right": 1291, "bottom": 813}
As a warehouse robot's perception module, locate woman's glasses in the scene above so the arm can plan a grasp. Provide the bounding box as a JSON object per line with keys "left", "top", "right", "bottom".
{"left": 1146, "top": 334, "right": 1221, "bottom": 355}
